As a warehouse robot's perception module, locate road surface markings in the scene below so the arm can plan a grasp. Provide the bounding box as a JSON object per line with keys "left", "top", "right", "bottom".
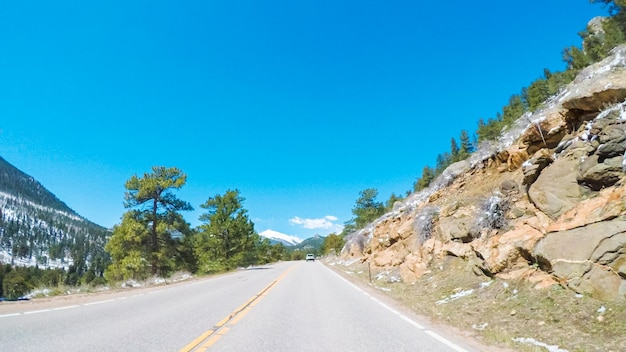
{"left": 323, "top": 264, "right": 470, "bottom": 352}
{"left": 84, "top": 299, "right": 115, "bottom": 306}
{"left": 0, "top": 287, "right": 172, "bottom": 318}
{"left": 52, "top": 305, "right": 80, "bottom": 311}
{"left": 0, "top": 313, "right": 20, "bottom": 318}
{"left": 180, "top": 265, "right": 295, "bottom": 352}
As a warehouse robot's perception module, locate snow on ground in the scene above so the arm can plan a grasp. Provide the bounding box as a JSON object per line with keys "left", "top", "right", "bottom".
{"left": 512, "top": 337, "right": 569, "bottom": 352}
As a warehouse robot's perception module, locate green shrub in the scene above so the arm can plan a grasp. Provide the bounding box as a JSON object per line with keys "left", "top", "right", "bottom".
{"left": 2, "top": 270, "right": 31, "bottom": 300}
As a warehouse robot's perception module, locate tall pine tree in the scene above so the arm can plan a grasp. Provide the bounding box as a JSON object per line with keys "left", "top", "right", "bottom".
{"left": 105, "top": 166, "right": 192, "bottom": 280}
{"left": 193, "top": 190, "right": 258, "bottom": 273}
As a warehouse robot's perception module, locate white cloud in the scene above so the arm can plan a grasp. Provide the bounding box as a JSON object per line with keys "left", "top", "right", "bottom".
{"left": 289, "top": 215, "right": 341, "bottom": 231}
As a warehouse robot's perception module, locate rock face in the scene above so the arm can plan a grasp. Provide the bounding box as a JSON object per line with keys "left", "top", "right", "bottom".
{"left": 342, "top": 45, "right": 626, "bottom": 300}
{"left": 535, "top": 219, "right": 626, "bottom": 300}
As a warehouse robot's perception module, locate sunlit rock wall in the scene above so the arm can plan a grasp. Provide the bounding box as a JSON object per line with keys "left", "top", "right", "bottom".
{"left": 343, "top": 44, "right": 626, "bottom": 300}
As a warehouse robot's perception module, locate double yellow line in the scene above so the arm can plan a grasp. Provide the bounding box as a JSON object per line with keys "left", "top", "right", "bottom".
{"left": 180, "top": 266, "right": 294, "bottom": 352}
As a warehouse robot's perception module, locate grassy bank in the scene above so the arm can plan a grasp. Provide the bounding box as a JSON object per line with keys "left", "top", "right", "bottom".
{"left": 326, "top": 256, "right": 626, "bottom": 352}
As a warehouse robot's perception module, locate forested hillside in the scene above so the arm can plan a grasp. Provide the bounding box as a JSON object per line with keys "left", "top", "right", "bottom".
{"left": 0, "top": 156, "right": 110, "bottom": 297}
{"left": 0, "top": 156, "right": 74, "bottom": 213}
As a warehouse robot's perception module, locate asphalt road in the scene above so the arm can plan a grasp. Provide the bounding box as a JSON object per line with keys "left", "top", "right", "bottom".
{"left": 0, "top": 261, "right": 478, "bottom": 352}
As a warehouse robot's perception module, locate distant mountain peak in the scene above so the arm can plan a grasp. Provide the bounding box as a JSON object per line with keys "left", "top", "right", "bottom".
{"left": 259, "top": 229, "right": 302, "bottom": 246}
{"left": 0, "top": 156, "right": 76, "bottom": 215}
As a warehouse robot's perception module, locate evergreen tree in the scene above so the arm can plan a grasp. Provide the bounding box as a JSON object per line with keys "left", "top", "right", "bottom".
{"left": 501, "top": 94, "right": 526, "bottom": 126}
{"left": 450, "top": 138, "right": 460, "bottom": 162}
{"left": 458, "top": 129, "right": 472, "bottom": 159}
{"left": 193, "top": 189, "right": 258, "bottom": 273}
{"left": 105, "top": 211, "right": 151, "bottom": 281}
{"left": 340, "top": 220, "right": 357, "bottom": 237}
{"left": 524, "top": 77, "right": 550, "bottom": 111}
{"left": 563, "top": 45, "right": 592, "bottom": 71}
{"left": 414, "top": 166, "right": 435, "bottom": 192}
{"left": 268, "top": 242, "right": 286, "bottom": 262}
{"left": 435, "top": 152, "right": 452, "bottom": 175}
{"left": 105, "top": 166, "right": 192, "bottom": 280}
{"left": 322, "top": 233, "right": 345, "bottom": 255}
{"left": 350, "top": 188, "right": 385, "bottom": 229}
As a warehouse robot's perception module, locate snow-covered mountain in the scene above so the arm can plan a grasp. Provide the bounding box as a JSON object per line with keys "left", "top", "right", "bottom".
{"left": 0, "top": 156, "right": 110, "bottom": 270}
{"left": 259, "top": 229, "right": 303, "bottom": 246}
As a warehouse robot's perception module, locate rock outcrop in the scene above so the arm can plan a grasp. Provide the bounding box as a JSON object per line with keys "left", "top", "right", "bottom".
{"left": 342, "top": 45, "right": 626, "bottom": 300}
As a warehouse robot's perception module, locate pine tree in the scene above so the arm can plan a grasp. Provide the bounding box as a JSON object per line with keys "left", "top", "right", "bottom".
{"left": 105, "top": 166, "right": 192, "bottom": 280}
{"left": 350, "top": 188, "right": 385, "bottom": 229}
{"left": 322, "top": 233, "right": 345, "bottom": 255}
{"left": 194, "top": 190, "right": 258, "bottom": 273}
{"left": 435, "top": 152, "right": 452, "bottom": 175}
{"left": 459, "top": 129, "right": 472, "bottom": 159}
{"left": 450, "top": 138, "right": 460, "bottom": 162}
{"left": 414, "top": 166, "right": 435, "bottom": 192}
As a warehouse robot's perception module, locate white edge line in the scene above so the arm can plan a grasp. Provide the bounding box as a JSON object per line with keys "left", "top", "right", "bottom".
{"left": 0, "top": 313, "right": 21, "bottom": 318}
{"left": 24, "top": 309, "right": 50, "bottom": 315}
{"left": 399, "top": 314, "right": 426, "bottom": 330}
{"left": 425, "top": 330, "right": 470, "bottom": 352}
{"left": 323, "top": 263, "right": 470, "bottom": 352}
{"left": 52, "top": 305, "right": 80, "bottom": 311}
{"left": 84, "top": 299, "right": 115, "bottom": 306}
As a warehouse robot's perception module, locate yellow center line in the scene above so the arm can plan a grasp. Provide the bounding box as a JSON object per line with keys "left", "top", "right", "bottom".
{"left": 180, "top": 264, "right": 297, "bottom": 352}
{"left": 229, "top": 307, "right": 252, "bottom": 325}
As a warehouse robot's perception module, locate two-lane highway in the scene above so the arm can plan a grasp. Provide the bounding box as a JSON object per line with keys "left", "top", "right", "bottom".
{"left": 1, "top": 261, "right": 479, "bottom": 351}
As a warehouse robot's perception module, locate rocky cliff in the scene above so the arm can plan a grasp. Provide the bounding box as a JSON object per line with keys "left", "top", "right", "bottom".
{"left": 343, "top": 44, "right": 626, "bottom": 301}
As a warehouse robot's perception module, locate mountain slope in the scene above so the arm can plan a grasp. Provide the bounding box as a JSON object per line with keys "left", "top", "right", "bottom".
{"left": 0, "top": 157, "right": 109, "bottom": 274}
{"left": 292, "top": 235, "right": 324, "bottom": 252}
{"left": 259, "top": 229, "right": 303, "bottom": 246}
{"left": 0, "top": 156, "right": 75, "bottom": 214}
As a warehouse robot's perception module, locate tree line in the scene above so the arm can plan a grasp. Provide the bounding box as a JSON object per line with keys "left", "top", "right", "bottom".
{"left": 104, "top": 166, "right": 287, "bottom": 282}
{"left": 0, "top": 201, "right": 110, "bottom": 296}
{"left": 410, "top": 0, "right": 626, "bottom": 193}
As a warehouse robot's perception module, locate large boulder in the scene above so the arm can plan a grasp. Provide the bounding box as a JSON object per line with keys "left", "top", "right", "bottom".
{"left": 577, "top": 155, "right": 624, "bottom": 191}
{"left": 476, "top": 224, "right": 544, "bottom": 273}
{"left": 399, "top": 252, "right": 428, "bottom": 283}
{"left": 522, "top": 148, "right": 553, "bottom": 186}
{"left": 372, "top": 247, "right": 407, "bottom": 267}
{"left": 528, "top": 154, "right": 586, "bottom": 219}
{"left": 548, "top": 186, "right": 626, "bottom": 232}
{"left": 561, "top": 45, "right": 626, "bottom": 113}
{"left": 437, "top": 213, "right": 474, "bottom": 243}
{"left": 534, "top": 219, "right": 626, "bottom": 300}
{"left": 519, "top": 113, "right": 568, "bottom": 155}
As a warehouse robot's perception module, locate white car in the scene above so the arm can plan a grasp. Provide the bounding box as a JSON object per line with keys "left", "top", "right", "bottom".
{"left": 305, "top": 253, "right": 315, "bottom": 262}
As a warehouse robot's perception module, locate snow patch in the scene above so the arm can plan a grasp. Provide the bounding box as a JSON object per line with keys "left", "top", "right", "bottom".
{"left": 259, "top": 229, "right": 303, "bottom": 246}
{"left": 436, "top": 289, "right": 474, "bottom": 305}
{"left": 472, "top": 323, "right": 488, "bottom": 331}
{"left": 512, "top": 337, "right": 569, "bottom": 352}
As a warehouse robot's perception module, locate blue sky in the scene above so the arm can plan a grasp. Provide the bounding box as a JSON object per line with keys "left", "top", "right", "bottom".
{"left": 0, "top": 1, "right": 608, "bottom": 239}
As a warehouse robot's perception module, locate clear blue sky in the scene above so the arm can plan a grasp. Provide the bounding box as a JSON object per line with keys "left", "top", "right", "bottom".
{"left": 0, "top": 1, "right": 608, "bottom": 239}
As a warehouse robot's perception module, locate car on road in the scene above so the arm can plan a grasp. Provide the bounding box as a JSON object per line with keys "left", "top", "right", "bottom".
{"left": 305, "top": 253, "right": 315, "bottom": 262}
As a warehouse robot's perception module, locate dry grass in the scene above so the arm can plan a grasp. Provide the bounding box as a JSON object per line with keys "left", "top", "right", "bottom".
{"left": 329, "top": 256, "right": 626, "bottom": 352}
